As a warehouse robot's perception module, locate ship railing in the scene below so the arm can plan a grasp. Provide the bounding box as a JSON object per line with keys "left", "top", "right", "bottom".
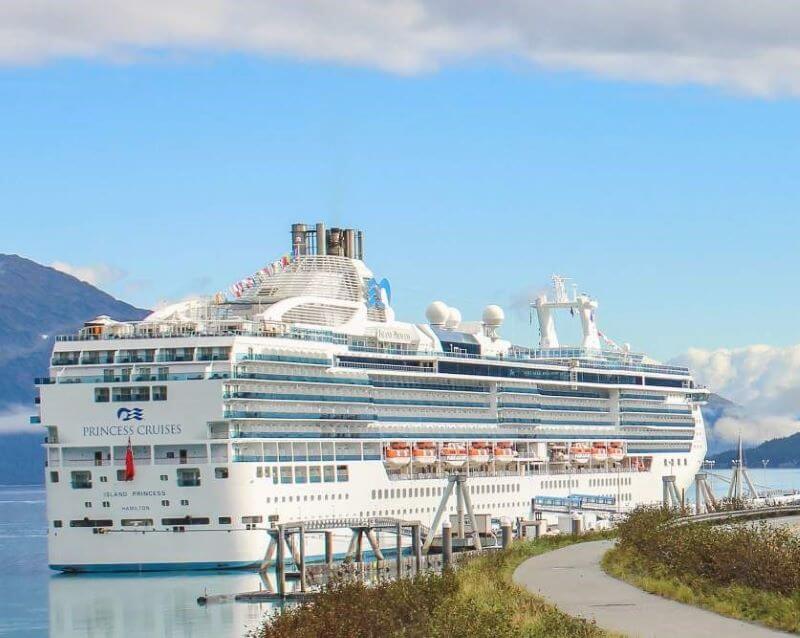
{"left": 154, "top": 456, "right": 209, "bottom": 465}
{"left": 338, "top": 361, "right": 435, "bottom": 373}
{"left": 62, "top": 459, "right": 113, "bottom": 468}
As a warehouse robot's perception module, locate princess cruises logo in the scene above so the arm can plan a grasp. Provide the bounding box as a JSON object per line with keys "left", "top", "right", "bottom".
{"left": 117, "top": 407, "right": 144, "bottom": 421}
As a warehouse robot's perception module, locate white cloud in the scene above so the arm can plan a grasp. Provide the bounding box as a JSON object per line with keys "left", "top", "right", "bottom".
{"left": 3, "top": 1, "right": 800, "bottom": 95}
{"left": 51, "top": 261, "right": 126, "bottom": 288}
{"left": 0, "top": 405, "right": 34, "bottom": 434}
{"left": 671, "top": 344, "right": 800, "bottom": 446}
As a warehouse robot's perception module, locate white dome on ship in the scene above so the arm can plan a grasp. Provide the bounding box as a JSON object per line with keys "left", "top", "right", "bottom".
{"left": 445, "top": 307, "right": 462, "bottom": 330}
{"left": 482, "top": 304, "right": 505, "bottom": 327}
{"left": 425, "top": 301, "right": 449, "bottom": 326}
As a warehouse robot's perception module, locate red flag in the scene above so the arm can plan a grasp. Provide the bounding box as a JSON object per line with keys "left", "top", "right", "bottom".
{"left": 124, "top": 437, "right": 135, "bottom": 481}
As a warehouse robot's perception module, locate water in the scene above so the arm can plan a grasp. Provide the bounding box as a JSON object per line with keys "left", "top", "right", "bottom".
{"left": 0, "top": 486, "right": 276, "bottom": 638}
{"left": 4, "top": 469, "right": 800, "bottom": 637}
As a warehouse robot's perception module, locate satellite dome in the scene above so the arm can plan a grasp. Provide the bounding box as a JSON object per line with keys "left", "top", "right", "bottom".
{"left": 482, "top": 304, "right": 505, "bottom": 327}
{"left": 445, "top": 307, "right": 462, "bottom": 330}
{"left": 425, "top": 301, "right": 449, "bottom": 326}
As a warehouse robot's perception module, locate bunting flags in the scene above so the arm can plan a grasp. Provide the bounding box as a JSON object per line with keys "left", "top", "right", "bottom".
{"left": 226, "top": 254, "right": 295, "bottom": 299}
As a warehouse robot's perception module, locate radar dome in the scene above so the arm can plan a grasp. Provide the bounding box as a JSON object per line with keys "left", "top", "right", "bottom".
{"left": 482, "top": 304, "right": 505, "bottom": 327}
{"left": 425, "top": 301, "right": 449, "bottom": 326}
{"left": 445, "top": 307, "right": 462, "bottom": 330}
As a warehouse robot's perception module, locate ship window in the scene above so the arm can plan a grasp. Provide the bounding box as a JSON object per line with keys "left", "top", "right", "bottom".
{"left": 309, "top": 466, "right": 321, "bottom": 483}
{"left": 161, "top": 516, "right": 209, "bottom": 526}
{"left": 336, "top": 465, "right": 349, "bottom": 482}
{"left": 99, "top": 476, "right": 108, "bottom": 483}
{"left": 71, "top": 471, "right": 92, "bottom": 489}
{"left": 176, "top": 468, "right": 201, "bottom": 487}
{"left": 215, "top": 467, "right": 229, "bottom": 479}
{"left": 94, "top": 388, "right": 110, "bottom": 403}
{"left": 152, "top": 386, "right": 168, "bottom": 401}
{"left": 50, "top": 471, "right": 59, "bottom": 483}
{"left": 84, "top": 501, "right": 92, "bottom": 508}
{"left": 256, "top": 467, "right": 263, "bottom": 478}
{"left": 161, "top": 500, "right": 169, "bottom": 506}
{"left": 70, "top": 518, "right": 112, "bottom": 528}
{"left": 53, "top": 520, "right": 62, "bottom": 528}
{"left": 323, "top": 466, "right": 335, "bottom": 483}
{"left": 102, "top": 501, "right": 110, "bottom": 508}
{"left": 160, "top": 474, "right": 168, "bottom": 481}
{"left": 180, "top": 499, "right": 189, "bottom": 506}
{"left": 242, "top": 515, "right": 263, "bottom": 524}
{"left": 295, "top": 466, "right": 308, "bottom": 484}
{"left": 122, "top": 518, "right": 153, "bottom": 527}
{"left": 280, "top": 467, "right": 293, "bottom": 484}
{"left": 218, "top": 517, "right": 232, "bottom": 525}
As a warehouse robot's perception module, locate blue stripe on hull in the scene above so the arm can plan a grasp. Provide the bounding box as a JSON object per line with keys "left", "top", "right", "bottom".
{"left": 49, "top": 560, "right": 260, "bottom": 573}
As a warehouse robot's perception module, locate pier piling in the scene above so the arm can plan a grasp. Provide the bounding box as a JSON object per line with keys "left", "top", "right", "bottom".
{"left": 442, "top": 520, "right": 453, "bottom": 570}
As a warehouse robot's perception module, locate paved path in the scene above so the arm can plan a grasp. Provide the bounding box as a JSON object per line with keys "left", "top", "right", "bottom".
{"left": 513, "top": 540, "right": 790, "bottom": 637}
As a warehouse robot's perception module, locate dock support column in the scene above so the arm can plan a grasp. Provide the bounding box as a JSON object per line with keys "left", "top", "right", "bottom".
{"left": 396, "top": 522, "right": 403, "bottom": 577}
{"left": 442, "top": 520, "right": 452, "bottom": 570}
{"left": 275, "top": 526, "right": 286, "bottom": 599}
{"left": 366, "top": 529, "right": 384, "bottom": 561}
{"left": 325, "top": 531, "right": 334, "bottom": 565}
{"left": 299, "top": 525, "right": 307, "bottom": 593}
{"left": 456, "top": 478, "right": 465, "bottom": 540}
{"left": 501, "top": 518, "right": 513, "bottom": 549}
{"left": 411, "top": 523, "right": 422, "bottom": 573}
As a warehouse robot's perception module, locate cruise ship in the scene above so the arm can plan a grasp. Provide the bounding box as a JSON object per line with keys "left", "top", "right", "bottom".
{"left": 37, "top": 222, "right": 708, "bottom": 572}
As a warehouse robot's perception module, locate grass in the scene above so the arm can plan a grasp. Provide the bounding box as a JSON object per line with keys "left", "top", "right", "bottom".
{"left": 253, "top": 532, "right": 619, "bottom": 638}
{"left": 602, "top": 545, "right": 800, "bottom": 634}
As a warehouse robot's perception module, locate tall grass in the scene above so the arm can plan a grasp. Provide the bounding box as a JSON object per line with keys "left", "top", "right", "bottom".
{"left": 616, "top": 505, "right": 800, "bottom": 594}
{"left": 253, "top": 534, "right": 616, "bottom": 638}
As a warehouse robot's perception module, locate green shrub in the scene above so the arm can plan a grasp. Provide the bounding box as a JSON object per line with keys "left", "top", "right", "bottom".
{"left": 616, "top": 505, "right": 800, "bottom": 595}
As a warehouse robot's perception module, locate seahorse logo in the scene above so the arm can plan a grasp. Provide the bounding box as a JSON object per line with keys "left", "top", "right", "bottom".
{"left": 117, "top": 407, "right": 144, "bottom": 421}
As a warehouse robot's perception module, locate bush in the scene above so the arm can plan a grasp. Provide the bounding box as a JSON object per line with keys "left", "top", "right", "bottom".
{"left": 616, "top": 505, "right": 800, "bottom": 595}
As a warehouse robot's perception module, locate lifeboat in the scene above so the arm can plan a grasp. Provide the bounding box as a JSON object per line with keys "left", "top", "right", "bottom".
{"left": 493, "top": 441, "right": 517, "bottom": 465}
{"left": 591, "top": 444, "right": 608, "bottom": 464}
{"left": 468, "top": 441, "right": 492, "bottom": 466}
{"left": 608, "top": 442, "right": 625, "bottom": 463}
{"left": 440, "top": 444, "right": 468, "bottom": 468}
{"left": 570, "top": 444, "right": 591, "bottom": 465}
{"left": 412, "top": 442, "right": 437, "bottom": 466}
{"left": 549, "top": 444, "right": 568, "bottom": 462}
{"left": 385, "top": 441, "right": 411, "bottom": 468}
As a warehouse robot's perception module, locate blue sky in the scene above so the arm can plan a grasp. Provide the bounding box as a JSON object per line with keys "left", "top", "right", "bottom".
{"left": 2, "top": 55, "right": 800, "bottom": 361}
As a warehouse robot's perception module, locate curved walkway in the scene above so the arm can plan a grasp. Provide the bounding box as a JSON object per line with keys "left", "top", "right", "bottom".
{"left": 513, "top": 540, "right": 790, "bottom": 637}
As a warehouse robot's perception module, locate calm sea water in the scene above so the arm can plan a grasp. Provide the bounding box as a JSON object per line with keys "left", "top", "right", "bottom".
{"left": 3, "top": 468, "right": 800, "bottom": 637}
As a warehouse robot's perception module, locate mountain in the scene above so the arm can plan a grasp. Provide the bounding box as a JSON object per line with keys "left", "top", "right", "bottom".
{"left": 0, "top": 254, "right": 148, "bottom": 484}
{"left": 701, "top": 392, "right": 739, "bottom": 455}
{"left": 707, "top": 432, "right": 800, "bottom": 469}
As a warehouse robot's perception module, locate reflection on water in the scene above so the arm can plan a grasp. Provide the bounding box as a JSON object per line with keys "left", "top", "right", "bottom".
{"left": 49, "top": 571, "right": 274, "bottom": 638}
{"left": 5, "top": 469, "right": 800, "bottom": 636}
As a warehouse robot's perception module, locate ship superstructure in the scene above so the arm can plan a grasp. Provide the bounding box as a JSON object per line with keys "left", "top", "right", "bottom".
{"left": 37, "top": 222, "right": 707, "bottom": 571}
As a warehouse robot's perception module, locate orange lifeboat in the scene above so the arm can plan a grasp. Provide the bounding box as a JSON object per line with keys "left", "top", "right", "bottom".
{"left": 591, "top": 443, "right": 608, "bottom": 464}
{"left": 412, "top": 441, "right": 437, "bottom": 466}
{"left": 608, "top": 442, "right": 625, "bottom": 463}
{"left": 549, "top": 444, "right": 567, "bottom": 462}
{"left": 468, "top": 441, "right": 492, "bottom": 466}
{"left": 440, "top": 443, "right": 468, "bottom": 468}
{"left": 570, "top": 443, "right": 591, "bottom": 465}
{"left": 385, "top": 441, "right": 411, "bottom": 468}
{"left": 493, "top": 441, "right": 517, "bottom": 465}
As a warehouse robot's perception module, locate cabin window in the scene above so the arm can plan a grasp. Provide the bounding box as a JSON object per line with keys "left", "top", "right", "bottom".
{"left": 50, "top": 471, "right": 59, "bottom": 483}
{"left": 180, "top": 499, "right": 189, "bottom": 506}
{"left": 152, "top": 386, "right": 168, "bottom": 401}
{"left": 71, "top": 471, "right": 92, "bottom": 489}
{"left": 215, "top": 467, "right": 229, "bottom": 479}
{"left": 280, "top": 467, "right": 293, "bottom": 484}
{"left": 323, "top": 466, "right": 335, "bottom": 483}
{"left": 70, "top": 518, "right": 112, "bottom": 528}
{"left": 336, "top": 465, "right": 349, "bottom": 482}
{"left": 94, "top": 388, "right": 110, "bottom": 402}
{"left": 242, "top": 515, "right": 263, "bottom": 524}
{"left": 218, "top": 516, "right": 232, "bottom": 525}
{"left": 161, "top": 516, "right": 209, "bottom": 526}
{"left": 122, "top": 519, "right": 153, "bottom": 527}
{"left": 176, "top": 468, "right": 201, "bottom": 487}
{"left": 53, "top": 520, "right": 62, "bottom": 528}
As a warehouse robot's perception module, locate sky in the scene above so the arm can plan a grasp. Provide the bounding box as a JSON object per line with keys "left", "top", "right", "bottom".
{"left": 3, "top": 1, "right": 800, "bottom": 443}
